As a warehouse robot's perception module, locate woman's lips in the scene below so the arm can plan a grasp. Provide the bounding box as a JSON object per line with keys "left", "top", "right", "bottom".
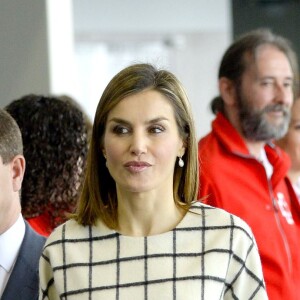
{"left": 124, "top": 161, "right": 152, "bottom": 173}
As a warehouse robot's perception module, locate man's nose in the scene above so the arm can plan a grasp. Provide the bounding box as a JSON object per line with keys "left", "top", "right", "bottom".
{"left": 274, "top": 83, "right": 291, "bottom": 105}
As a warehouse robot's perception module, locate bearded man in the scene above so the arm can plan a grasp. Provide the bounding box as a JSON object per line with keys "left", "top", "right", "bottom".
{"left": 198, "top": 28, "right": 300, "bottom": 300}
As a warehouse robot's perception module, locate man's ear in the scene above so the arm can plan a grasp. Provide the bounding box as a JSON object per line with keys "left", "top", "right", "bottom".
{"left": 219, "top": 77, "right": 237, "bottom": 107}
{"left": 11, "top": 155, "right": 25, "bottom": 192}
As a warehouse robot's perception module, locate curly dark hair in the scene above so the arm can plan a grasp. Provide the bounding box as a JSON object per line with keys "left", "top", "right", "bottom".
{"left": 5, "top": 94, "right": 89, "bottom": 228}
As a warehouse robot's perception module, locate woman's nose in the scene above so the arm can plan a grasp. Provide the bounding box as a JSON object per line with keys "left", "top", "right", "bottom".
{"left": 129, "top": 132, "right": 147, "bottom": 157}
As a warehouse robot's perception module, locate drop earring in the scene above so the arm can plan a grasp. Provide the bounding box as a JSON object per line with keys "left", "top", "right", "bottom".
{"left": 178, "top": 156, "right": 184, "bottom": 167}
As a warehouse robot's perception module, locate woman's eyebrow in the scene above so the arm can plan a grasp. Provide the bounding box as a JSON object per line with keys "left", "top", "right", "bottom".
{"left": 147, "top": 117, "right": 170, "bottom": 124}
{"left": 108, "top": 116, "right": 170, "bottom": 125}
{"left": 107, "top": 117, "right": 130, "bottom": 125}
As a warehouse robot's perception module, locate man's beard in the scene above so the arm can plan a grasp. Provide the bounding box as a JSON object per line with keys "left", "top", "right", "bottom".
{"left": 237, "top": 91, "right": 291, "bottom": 142}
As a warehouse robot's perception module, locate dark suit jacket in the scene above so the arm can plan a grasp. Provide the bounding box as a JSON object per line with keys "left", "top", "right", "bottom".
{"left": 1, "top": 220, "right": 46, "bottom": 300}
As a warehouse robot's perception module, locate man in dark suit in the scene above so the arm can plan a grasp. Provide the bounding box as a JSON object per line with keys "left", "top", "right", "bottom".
{"left": 0, "top": 109, "right": 45, "bottom": 300}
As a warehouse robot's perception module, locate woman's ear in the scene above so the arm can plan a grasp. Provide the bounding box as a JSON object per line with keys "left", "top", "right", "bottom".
{"left": 11, "top": 155, "right": 26, "bottom": 192}
{"left": 178, "top": 139, "right": 186, "bottom": 158}
{"left": 219, "top": 77, "right": 237, "bottom": 107}
{"left": 102, "top": 148, "right": 106, "bottom": 159}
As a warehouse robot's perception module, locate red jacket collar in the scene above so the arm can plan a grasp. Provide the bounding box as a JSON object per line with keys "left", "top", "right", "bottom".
{"left": 212, "top": 112, "right": 291, "bottom": 186}
{"left": 212, "top": 112, "right": 249, "bottom": 156}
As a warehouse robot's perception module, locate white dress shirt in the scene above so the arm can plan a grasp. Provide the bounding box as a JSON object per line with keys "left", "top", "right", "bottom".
{"left": 0, "top": 214, "right": 25, "bottom": 297}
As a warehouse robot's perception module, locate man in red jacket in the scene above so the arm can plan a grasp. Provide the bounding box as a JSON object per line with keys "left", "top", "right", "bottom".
{"left": 198, "top": 28, "right": 300, "bottom": 300}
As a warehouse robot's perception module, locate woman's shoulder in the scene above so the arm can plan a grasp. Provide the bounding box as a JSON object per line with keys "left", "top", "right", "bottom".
{"left": 44, "top": 218, "right": 115, "bottom": 248}
{"left": 188, "top": 202, "right": 253, "bottom": 236}
{"left": 43, "top": 219, "right": 83, "bottom": 246}
{"left": 185, "top": 202, "right": 257, "bottom": 253}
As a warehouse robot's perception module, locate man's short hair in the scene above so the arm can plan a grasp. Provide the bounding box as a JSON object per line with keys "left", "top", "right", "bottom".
{"left": 211, "top": 28, "right": 299, "bottom": 114}
{"left": 0, "top": 108, "right": 23, "bottom": 164}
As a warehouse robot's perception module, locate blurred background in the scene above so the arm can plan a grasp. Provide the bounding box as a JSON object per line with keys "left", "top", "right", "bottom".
{"left": 0, "top": 0, "right": 299, "bottom": 139}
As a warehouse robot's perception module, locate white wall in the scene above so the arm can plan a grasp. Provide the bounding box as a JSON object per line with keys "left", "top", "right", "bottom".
{"left": 46, "top": 0, "right": 76, "bottom": 98}
{"left": 73, "top": 0, "right": 230, "bottom": 34}
{"left": 170, "top": 33, "right": 229, "bottom": 138}
{"left": 0, "top": 0, "right": 75, "bottom": 108}
{"left": 72, "top": 0, "right": 233, "bottom": 138}
{"left": 0, "top": 0, "right": 232, "bottom": 138}
{"left": 0, "top": 0, "right": 50, "bottom": 107}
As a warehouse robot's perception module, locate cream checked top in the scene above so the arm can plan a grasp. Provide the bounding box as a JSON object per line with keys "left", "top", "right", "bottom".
{"left": 39, "top": 202, "right": 268, "bottom": 300}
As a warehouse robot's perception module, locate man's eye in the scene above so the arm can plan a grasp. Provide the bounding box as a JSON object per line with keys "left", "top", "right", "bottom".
{"left": 113, "top": 125, "right": 129, "bottom": 135}
{"left": 283, "top": 82, "right": 292, "bottom": 88}
{"left": 261, "top": 81, "right": 273, "bottom": 86}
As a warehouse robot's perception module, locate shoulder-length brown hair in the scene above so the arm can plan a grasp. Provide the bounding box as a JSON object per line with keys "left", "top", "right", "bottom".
{"left": 74, "top": 63, "right": 198, "bottom": 228}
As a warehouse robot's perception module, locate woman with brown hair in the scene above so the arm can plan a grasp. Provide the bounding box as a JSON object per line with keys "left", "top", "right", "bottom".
{"left": 39, "top": 63, "right": 267, "bottom": 299}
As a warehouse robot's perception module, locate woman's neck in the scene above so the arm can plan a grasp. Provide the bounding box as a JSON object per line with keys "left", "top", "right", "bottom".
{"left": 116, "top": 189, "right": 185, "bottom": 237}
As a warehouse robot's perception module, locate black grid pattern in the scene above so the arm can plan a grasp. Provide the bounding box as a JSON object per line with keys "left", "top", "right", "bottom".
{"left": 39, "top": 203, "right": 267, "bottom": 299}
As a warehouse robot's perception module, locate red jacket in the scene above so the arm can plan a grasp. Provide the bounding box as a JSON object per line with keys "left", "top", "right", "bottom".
{"left": 198, "top": 112, "right": 300, "bottom": 300}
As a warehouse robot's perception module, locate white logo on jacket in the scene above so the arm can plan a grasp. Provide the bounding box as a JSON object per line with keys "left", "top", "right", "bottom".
{"left": 276, "top": 193, "right": 294, "bottom": 225}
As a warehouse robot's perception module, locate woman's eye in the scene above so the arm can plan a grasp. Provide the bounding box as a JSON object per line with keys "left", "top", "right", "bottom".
{"left": 149, "top": 125, "right": 165, "bottom": 134}
{"left": 294, "top": 124, "right": 300, "bottom": 130}
{"left": 113, "top": 125, "right": 130, "bottom": 135}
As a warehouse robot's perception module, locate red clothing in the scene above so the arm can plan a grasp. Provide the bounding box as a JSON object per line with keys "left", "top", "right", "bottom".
{"left": 27, "top": 212, "right": 52, "bottom": 237}
{"left": 198, "top": 112, "right": 300, "bottom": 300}
{"left": 26, "top": 205, "right": 72, "bottom": 237}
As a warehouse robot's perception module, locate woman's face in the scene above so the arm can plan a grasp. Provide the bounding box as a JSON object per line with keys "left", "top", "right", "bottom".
{"left": 283, "top": 100, "right": 300, "bottom": 171}
{"left": 102, "top": 89, "right": 185, "bottom": 194}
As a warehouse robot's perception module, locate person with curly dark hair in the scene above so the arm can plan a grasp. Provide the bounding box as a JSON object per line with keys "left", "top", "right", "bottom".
{"left": 5, "top": 95, "right": 89, "bottom": 236}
